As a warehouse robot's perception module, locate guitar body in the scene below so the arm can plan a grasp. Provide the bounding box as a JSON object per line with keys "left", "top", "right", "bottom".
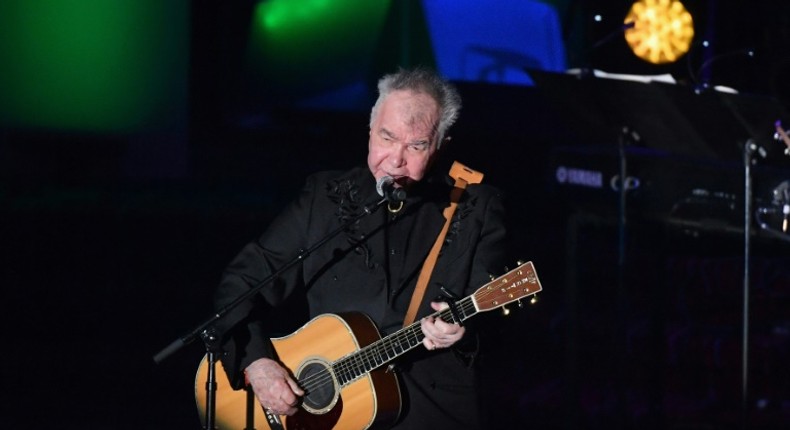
{"left": 196, "top": 312, "right": 401, "bottom": 430}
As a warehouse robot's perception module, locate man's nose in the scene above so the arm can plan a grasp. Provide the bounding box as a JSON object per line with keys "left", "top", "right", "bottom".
{"left": 389, "top": 146, "right": 405, "bottom": 168}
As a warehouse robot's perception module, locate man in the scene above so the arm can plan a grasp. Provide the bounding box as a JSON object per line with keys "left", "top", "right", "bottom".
{"left": 214, "top": 67, "right": 510, "bottom": 429}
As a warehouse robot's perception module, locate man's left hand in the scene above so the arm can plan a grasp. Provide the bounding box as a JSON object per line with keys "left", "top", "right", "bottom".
{"left": 420, "top": 301, "right": 465, "bottom": 350}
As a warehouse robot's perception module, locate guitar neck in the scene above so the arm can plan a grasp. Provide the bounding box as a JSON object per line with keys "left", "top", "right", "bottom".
{"left": 331, "top": 296, "right": 477, "bottom": 386}
{"left": 327, "top": 261, "right": 541, "bottom": 388}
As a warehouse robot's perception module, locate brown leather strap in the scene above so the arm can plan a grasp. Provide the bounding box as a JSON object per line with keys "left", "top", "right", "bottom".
{"left": 403, "top": 161, "right": 484, "bottom": 326}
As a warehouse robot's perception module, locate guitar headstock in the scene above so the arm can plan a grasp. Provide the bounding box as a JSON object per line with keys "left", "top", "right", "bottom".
{"left": 473, "top": 261, "right": 542, "bottom": 312}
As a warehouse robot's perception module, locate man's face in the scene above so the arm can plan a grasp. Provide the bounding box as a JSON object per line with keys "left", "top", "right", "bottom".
{"left": 368, "top": 90, "right": 440, "bottom": 187}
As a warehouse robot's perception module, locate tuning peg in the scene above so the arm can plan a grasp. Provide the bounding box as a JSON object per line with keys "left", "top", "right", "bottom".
{"left": 502, "top": 306, "right": 510, "bottom": 316}
{"left": 489, "top": 273, "right": 496, "bottom": 281}
{"left": 530, "top": 295, "right": 538, "bottom": 305}
{"left": 517, "top": 299, "right": 524, "bottom": 308}
{"left": 516, "top": 260, "right": 525, "bottom": 266}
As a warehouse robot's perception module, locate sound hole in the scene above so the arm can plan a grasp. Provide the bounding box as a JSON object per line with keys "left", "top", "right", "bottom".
{"left": 299, "top": 359, "right": 338, "bottom": 413}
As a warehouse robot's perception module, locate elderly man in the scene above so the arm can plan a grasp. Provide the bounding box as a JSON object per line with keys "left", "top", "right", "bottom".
{"left": 213, "top": 67, "right": 510, "bottom": 429}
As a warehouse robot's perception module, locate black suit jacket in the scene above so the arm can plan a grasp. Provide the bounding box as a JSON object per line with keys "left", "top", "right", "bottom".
{"left": 214, "top": 165, "right": 510, "bottom": 429}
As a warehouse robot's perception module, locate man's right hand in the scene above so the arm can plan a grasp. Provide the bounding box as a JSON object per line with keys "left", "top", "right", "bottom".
{"left": 244, "top": 357, "right": 304, "bottom": 416}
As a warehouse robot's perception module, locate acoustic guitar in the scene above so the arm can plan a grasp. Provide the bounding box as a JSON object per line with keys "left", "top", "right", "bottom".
{"left": 195, "top": 260, "right": 542, "bottom": 430}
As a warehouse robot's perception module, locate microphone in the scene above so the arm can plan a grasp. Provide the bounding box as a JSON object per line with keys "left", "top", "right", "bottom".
{"left": 376, "top": 176, "right": 407, "bottom": 203}
{"left": 691, "top": 47, "right": 755, "bottom": 90}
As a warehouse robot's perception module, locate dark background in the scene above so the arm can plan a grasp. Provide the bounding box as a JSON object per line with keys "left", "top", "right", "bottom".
{"left": 2, "top": 1, "right": 790, "bottom": 429}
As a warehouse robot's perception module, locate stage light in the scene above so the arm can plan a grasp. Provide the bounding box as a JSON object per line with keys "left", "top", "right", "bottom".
{"left": 0, "top": 1, "right": 188, "bottom": 132}
{"left": 624, "top": 0, "right": 694, "bottom": 64}
{"left": 245, "top": 0, "right": 389, "bottom": 98}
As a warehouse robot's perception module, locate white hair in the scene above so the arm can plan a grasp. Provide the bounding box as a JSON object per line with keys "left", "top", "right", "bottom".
{"left": 369, "top": 67, "right": 461, "bottom": 149}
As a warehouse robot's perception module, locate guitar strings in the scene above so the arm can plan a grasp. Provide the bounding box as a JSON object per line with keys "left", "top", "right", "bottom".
{"left": 295, "top": 313, "right": 441, "bottom": 393}
{"left": 295, "top": 297, "right": 480, "bottom": 395}
{"left": 295, "top": 277, "right": 534, "bottom": 395}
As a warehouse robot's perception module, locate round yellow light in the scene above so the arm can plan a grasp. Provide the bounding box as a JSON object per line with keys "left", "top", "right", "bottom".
{"left": 624, "top": 0, "right": 694, "bottom": 64}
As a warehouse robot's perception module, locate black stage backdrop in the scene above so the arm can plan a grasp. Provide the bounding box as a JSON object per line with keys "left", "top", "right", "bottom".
{"left": 2, "top": 2, "right": 790, "bottom": 429}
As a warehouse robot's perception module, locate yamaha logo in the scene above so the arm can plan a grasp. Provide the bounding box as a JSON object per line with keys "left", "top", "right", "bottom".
{"left": 556, "top": 166, "right": 604, "bottom": 189}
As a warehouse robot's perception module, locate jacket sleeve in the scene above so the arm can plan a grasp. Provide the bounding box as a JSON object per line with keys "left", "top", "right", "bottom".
{"left": 212, "top": 175, "right": 321, "bottom": 389}
{"left": 452, "top": 184, "right": 512, "bottom": 366}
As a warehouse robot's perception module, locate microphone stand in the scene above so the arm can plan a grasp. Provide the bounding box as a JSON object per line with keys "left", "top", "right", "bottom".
{"left": 741, "top": 139, "right": 764, "bottom": 430}
{"left": 153, "top": 196, "right": 390, "bottom": 430}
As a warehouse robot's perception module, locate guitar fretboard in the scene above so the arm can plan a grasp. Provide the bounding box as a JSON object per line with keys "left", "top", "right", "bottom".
{"left": 296, "top": 261, "right": 540, "bottom": 395}
{"left": 332, "top": 296, "right": 477, "bottom": 386}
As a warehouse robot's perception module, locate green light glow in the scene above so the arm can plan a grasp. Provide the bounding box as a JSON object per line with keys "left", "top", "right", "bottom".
{"left": 0, "top": 0, "right": 188, "bottom": 132}
{"left": 247, "top": 0, "right": 391, "bottom": 99}
{"left": 260, "top": 0, "right": 332, "bottom": 30}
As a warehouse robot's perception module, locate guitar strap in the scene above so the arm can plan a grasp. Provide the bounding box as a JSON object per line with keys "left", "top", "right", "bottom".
{"left": 403, "top": 161, "right": 484, "bottom": 327}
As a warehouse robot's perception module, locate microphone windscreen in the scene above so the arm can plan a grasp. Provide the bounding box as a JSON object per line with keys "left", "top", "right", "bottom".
{"left": 376, "top": 176, "right": 394, "bottom": 197}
